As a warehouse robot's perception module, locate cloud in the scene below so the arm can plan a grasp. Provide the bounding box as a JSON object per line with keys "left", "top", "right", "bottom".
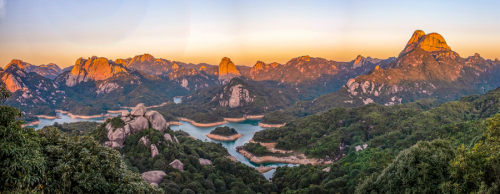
{"left": 0, "top": 0, "right": 5, "bottom": 19}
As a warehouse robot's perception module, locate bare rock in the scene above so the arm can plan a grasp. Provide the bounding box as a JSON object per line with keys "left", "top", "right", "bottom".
{"left": 128, "top": 116, "right": 149, "bottom": 133}
{"left": 151, "top": 144, "right": 159, "bottom": 158}
{"left": 145, "top": 110, "right": 167, "bottom": 131}
{"left": 322, "top": 166, "right": 331, "bottom": 172}
{"left": 199, "top": 158, "right": 212, "bottom": 166}
{"left": 169, "top": 159, "right": 184, "bottom": 171}
{"left": 121, "top": 110, "right": 130, "bottom": 117}
{"left": 164, "top": 133, "right": 173, "bottom": 143}
{"left": 218, "top": 57, "right": 241, "bottom": 81}
{"left": 141, "top": 171, "right": 166, "bottom": 186}
{"left": 139, "top": 136, "right": 150, "bottom": 147}
{"left": 105, "top": 123, "right": 130, "bottom": 148}
{"left": 131, "top": 103, "right": 146, "bottom": 116}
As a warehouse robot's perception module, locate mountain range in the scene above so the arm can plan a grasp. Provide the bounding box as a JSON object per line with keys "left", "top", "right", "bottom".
{"left": 1, "top": 30, "right": 500, "bottom": 124}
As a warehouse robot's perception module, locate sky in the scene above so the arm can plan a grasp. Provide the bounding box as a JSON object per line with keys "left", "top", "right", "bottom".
{"left": 0, "top": 0, "right": 499, "bottom": 67}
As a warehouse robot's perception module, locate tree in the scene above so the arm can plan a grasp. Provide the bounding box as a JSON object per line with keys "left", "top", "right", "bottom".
{"left": 444, "top": 114, "right": 500, "bottom": 193}
{"left": 0, "top": 84, "right": 10, "bottom": 104}
{"left": 356, "top": 140, "right": 455, "bottom": 194}
{"left": 0, "top": 106, "right": 45, "bottom": 192}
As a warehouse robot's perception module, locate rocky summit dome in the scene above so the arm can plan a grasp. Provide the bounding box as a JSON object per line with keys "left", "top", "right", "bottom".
{"left": 401, "top": 30, "right": 451, "bottom": 55}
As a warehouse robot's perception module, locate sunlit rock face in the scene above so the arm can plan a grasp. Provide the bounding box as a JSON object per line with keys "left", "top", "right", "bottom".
{"left": 401, "top": 30, "right": 451, "bottom": 56}
{"left": 341, "top": 30, "right": 500, "bottom": 106}
{"left": 66, "top": 56, "right": 127, "bottom": 86}
{"left": 219, "top": 84, "right": 254, "bottom": 108}
{"left": 352, "top": 55, "right": 365, "bottom": 69}
{"left": 218, "top": 57, "right": 241, "bottom": 82}
{"left": 1, "top": 73, "right": 23, "bottom": 92}
{"left": 249, "top": 61, "right": 282, "bottom": 81}
{"left": 0, "top": 60, "right": 64, "bottom": 113}
{"left": 117, "top": 54, "right": 174, "bottom": 76}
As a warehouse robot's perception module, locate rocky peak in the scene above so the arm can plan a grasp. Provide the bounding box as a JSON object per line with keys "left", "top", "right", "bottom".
{"left": 218, "top": 57, "right": 241, "bottom": 81}
{"left": 253, "top": 61, "right": 266, "bottom": 71}
{"left": 299, "top": 55, "right": 311, "bottom": 62}
{"left": 407, "top": 30, "right": 426, "bottom": 45}
{"left": 66, "top": 56, "right": 127, "bottom": 86}
{"left": 402, "top": 30, "right": 451, "bottom": 55}
{"left": 130, "top": 53, "right": 156, "bottom": 64}
{"left": 352, "top": 55, "right": 365, "bottom": 69}
{"left": 4, "top": 59, "right": 30, "bottom": 70}
{"left": 39, "top": 63, "right": 61, "bottom": 71}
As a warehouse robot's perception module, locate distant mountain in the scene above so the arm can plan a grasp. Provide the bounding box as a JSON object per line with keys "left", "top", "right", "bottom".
{"left": 262, "top": 30, "right": 500, "bottom": 123}
{"left": 154, "top": 77, "right": 299, "bottom": 122}
{"left": 64, "top": 56, "right": 128, "bottom": 87}
{"left": 0, "top": 60, "right": 64, "bottom": 115}
{"left": 2, "top": 59, "right": 63, "bottom": 79}
{"left": 344, "top": 30, "right": 500, "bottom": 105}
{"left": 218, "top": 57, "right": 241, "bottom": 82}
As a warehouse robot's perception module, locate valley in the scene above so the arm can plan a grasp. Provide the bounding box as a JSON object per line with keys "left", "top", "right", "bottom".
{"left": 2, "top": 29, "right": 500, "bottom": 193}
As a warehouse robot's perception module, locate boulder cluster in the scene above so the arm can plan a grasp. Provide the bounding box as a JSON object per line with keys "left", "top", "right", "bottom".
{"left": 105, "top": 103, "right": 168, "bottom": 148}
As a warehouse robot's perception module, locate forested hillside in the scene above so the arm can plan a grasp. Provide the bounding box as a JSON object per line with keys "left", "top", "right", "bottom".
{"left": 254, "top": 87, "right": 500, "bottom": 193}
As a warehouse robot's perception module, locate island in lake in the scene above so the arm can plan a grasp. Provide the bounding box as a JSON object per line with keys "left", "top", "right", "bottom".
{"left": 206, "top": 126, "right": 242, "bottom": 141}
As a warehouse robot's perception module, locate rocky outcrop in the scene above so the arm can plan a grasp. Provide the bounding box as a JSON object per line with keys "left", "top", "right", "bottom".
{"left": 151, "top": 144, "right": 159, "bottom": 158}
{"left": 169, "top": 159, "right": 184, "bottom": 171}
{"left": 139, "top": 136, "right": 150, "bottom": 146}
{"left": 128, "top": 116, "right": 149, "bottom": 133}
{"left": 105, "top": 103, "right": 169, "bottom": 147}
{"left": 218, "top": 57, "right": 241, "bottom": 82}
{"left": 199, "top": 158, "right": 212, "bottom": 166}
{"left": 105, "top": 123, "right": 130, "bottom": 148}
{"left": 141, "top": 171, "right": 166, "bottom": 186}
{"left": 65, "top": 56, "right": 127, "bottom": 86}
{"left": 218, "top": 79, "right": 255, "bottom": 108}
{"left": 131, "top": 103, "right": 146, "bottom": 116}
{"left": 145, "top": 110, "right": 167, "bottom": 130}
{"left": 219, "top": 84, "right": 254, "bottom": 108}
{"left": 402, "top": 30, "right": 451, "bottom": 55}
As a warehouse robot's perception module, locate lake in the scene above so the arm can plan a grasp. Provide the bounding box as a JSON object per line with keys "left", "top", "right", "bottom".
{"left": 31, "top": 112, "right": 290, "bottom": 179}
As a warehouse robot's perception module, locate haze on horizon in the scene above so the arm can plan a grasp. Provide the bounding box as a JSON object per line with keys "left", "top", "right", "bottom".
{"left": 0, "top": 0, "right": 499, "bottom": 68}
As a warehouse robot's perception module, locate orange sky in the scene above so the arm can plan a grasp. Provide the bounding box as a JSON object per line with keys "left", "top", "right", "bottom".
{"left": 1, "top": 0, "right": 499, "bottom": 67}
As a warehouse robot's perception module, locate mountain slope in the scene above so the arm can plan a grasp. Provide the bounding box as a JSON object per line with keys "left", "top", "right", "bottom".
{"left": 262, "top": 30, "right": 500, "bottom": 123}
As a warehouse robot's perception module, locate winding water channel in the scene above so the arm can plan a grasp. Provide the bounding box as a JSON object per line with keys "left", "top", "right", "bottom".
{"left": 30, "top": 110, "right": 290, "bottom": 179}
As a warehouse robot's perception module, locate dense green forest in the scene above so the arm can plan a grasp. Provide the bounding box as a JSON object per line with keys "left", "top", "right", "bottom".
{"left": 0, "top": 106, "right": 160, "bottom": 193}
{"left": 255, "top": 88, "right": 500, "bottom": 193}
{"left": 1, "top": 83, "right": 499, "bottom": 193}
{"left": 113, "top": 127, "right": 274, "bottom": 193}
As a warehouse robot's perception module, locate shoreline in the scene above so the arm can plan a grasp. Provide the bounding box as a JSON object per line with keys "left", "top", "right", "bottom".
{"left": 56, "top": 110, "right": 110, "bottom": 119}
{"left": 238, "top": 149, "right": 331, "bottom": 165}
{"left": 223, "top": 114, "right": 265, "bottom": 123}
{"left": 36, "top": 115, "right": 59, "bottom": 119}
{"left": 107, "top": 110, "right": 127, "bottom": 114}
{"left": 22, "top": 120, "right": 41, "bottom": 128}
{"left": 255, "top": 166, "right": 276, "bottom": 174}
{"left": 258, "top": 122, "right": 286, "bottom": 128}
{"left": 120, "top": 102, "right": 169, "bottom": 109}
{"left": 166, "top": 121, "right": 182, "bottom": 126}
{"left": 177, "top": 117, "right": 228, "bottom": 127}
{"left": 238, "top": 140, "right": 332, "bottom": 165}
{"left": 206, "top": 133, "right": 243, "bottom": 141}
